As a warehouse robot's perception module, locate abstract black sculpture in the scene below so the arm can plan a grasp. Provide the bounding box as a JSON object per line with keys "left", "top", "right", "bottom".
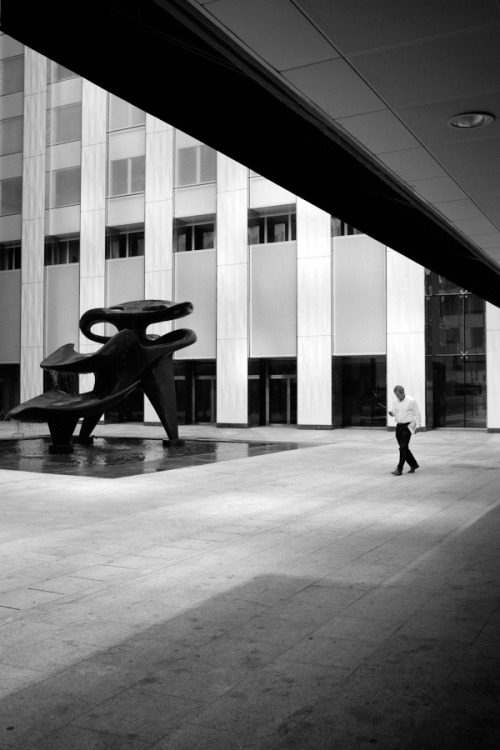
{"left": 7, "top": 300, "right": 196, "bottom": 453}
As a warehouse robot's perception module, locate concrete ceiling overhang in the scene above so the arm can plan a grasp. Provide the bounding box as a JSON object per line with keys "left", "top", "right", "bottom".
{"left": 2, "top": 0, "right": 500, "bottom": 304}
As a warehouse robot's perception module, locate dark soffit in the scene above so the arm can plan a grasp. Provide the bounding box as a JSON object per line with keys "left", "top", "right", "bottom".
{"left": 2, "top": 0, "right": 500, "bottom": 305}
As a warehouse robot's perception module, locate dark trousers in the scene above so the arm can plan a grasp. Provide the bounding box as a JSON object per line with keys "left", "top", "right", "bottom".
{"left": 395, "top": 423, "right": 417, "bottom": 470}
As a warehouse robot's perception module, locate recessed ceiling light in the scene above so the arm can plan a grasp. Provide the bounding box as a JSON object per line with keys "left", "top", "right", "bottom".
{"left": 447, "top": 112, "right": 495, "bottom": 129}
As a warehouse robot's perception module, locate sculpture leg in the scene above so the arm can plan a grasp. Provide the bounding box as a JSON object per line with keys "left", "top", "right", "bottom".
{"left": 47, "top": 415, "right": 79, "bottom": 453}
{"left": 75, "top": 413, "right": 103, "bottom": 445}
{"left": 141, "top": 355, "right": 183, "bottom": 445}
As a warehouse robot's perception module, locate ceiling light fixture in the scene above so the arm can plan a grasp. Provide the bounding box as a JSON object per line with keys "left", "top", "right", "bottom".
{"left": 447, "top": 112, "right": 495, "bottom": 129}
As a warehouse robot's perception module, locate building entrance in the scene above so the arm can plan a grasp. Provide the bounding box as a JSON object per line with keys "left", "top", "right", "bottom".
{"left": 174, "top": 360, "right": 216, "bottom": 424}
{"left": 425, "top": 272, "right": 486, "bottom": 428}
{"left": 249, "top": 359, "right": 297, "bottom": 425}
{"left": 333, "top": 356, "right": 386, "bottom": 427}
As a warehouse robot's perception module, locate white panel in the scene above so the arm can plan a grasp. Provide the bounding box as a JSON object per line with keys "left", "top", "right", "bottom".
{"left": 79, "top": 276, "right": 105, "bottom": 343}
{"left": 20, "top": 346, "right": 43, "bottom": 403}
{"left": 146, "top": 128, "right": 173, "bottom": 202}
{"left": 23, "top": 49, "right": 46, "bottom": 96}
{"left": 49, "top": 205, "right": 81, "bottom": 236}
{"left": 386, "top": 248, "right": 425, "bottom": 334}
{"left": 298, "top": 256, "right": 332, "bottom": 338}
{"left": 297, "top": 336, "right": 332, "bottom": 426}
{"left": 81, "top": 142, "right": 106, "bottom": 212}
{"left": 22, "top": 217, "right": 44, "bottom": 284}
{"left": 21, "top": 281, "right": 43, "bottom": 348}
{"left": 109, "top": 128, "right": 146, "bottom": 159}
{"left": 80, "top": 210, "right": 105, "bottom": 279}
{"left": 82, "top": 82, "right": 107, "bottom": 145}
{"left": 44, "top": 265, "right": 80, "bottom": 355}
{"left": 107, "top": 195, "right": 145, "bottom": 226}
{"left": 217, "top": 263, "right": 248, "bottom": 341}
{"left": 250, "top": 243, "right": 297, "bottom": 357}
{"left": 249, "top": 177, "right": 295, "bottom": 209}
{"left": 217, "top": 154, "right": 247, "bottom": 193}
{"left": 0, "top": 270, "right": 21, "bottom": 363}
{"left": 145, "top": 200, "right": 173, "bottom": 274}
{"left": 486, "top": 303, "right": 500, "bottom": 429}
{"left": 217, "top": 338, "right": 248, "bottom": 424}
{"left": 50, "top": 78, "right": 82, "bottom": 108}
{"left": 174, "top": 250, "right": 216, "bottom": 359}
{"left": 146, "top": 114, "right": 171, "bottom": 135}
{"left": 22, "top": 156, "right": 45, "bottom": 218}
{"left": 105, "top": 257, "right": 145, "bottom": 307}
{"left": 174, "top": 184, "right": 216, "bottom": 218}
{"left": 23, "top": 93, "right": 45, "bottom": 157}
{"left": 333, "top": 236, "right": 386, "bottom": 354}
{"left": 217, "top": 189, "right": 248, "bottom": 266}
{"left": 51, "top": 141, "right": 82, "bottom": 171}
{"left": 386, "top": 332, "right": 426, "bottom": 427}
{"left": 296, "top": 198, "right": 331, "bottom": 259}
{"left": 386, "top": 249, "right": 426, "bottom": 427}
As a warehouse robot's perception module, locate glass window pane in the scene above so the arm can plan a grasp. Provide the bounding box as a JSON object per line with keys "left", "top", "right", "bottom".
{"left": 130, "top": 156, "right": 145, "bottom": 193}
{"left": 194, "top": 223, "right": 214, "bottom": 250}
{"left": 52, "top": 103, "right": 82, "bottom": 144}
{"left": 51, "top": 63, "right": 77, "bottom": 82}
{"left": 0, "top": 177, "right": 22, "bottom": 216}
{"left": 177, "top": 147, "right": 197, "bottom": 186}
{"left": 129, "top": 232, "right": 144, "bottom": 257}
{"left": 464, "top": 294, "right": 485, "bottom": 354}
{"left": 109, "top": 159, "right": 128, "bottom": 196}
{"left": 0, "top": 56, "right": 24, "bottom": 96}
{"left": 0, "top": 117, "right": 23, "bottom": 155}
{"left": 53, "top": 168, "right": 81, "bottom": 207}
{"left": 200, "top": 145, "right": 216, "bottom": 183}
{"left": 108, "top": 95, "right": 145, "bottom": 130}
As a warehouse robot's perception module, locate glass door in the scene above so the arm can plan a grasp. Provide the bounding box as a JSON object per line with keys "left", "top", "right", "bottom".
{"left": 425, "top": 278, "right": 486, "bottom": 428}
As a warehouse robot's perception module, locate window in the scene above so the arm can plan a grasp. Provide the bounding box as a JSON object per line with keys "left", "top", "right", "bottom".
{"left": 248, "top": 207, "right": 296, "bottom": 244}
{"left": 106, "top": 227, "right": 144, "bottom": 259}
{"left": 331, "top": 217, "right": 363, "bottom": 237}
{"left": 109, "top": 156, "right": 145, "bottom": 197}
{"left": 52, "top": 103, "right": 82, "bottom": 144}
{"left": 0, "top": 176, "right": 22, "bottom": 216}
{"left": 176, "top": 145, "right": 216, "bottom": 186}
{"left": 174, "top": 216, "right": 215, "bottom": 252}
{"left": 52, "top": 167, "right": 81, "bottom": 207}
{"left": 50, "top": 62, "right": 78, "bottom": 83}
{"left": 0, "top": 116, "right": 23, "bottom": 155}
{"left": 108, "top": 95, "right": 145, "bottom": 131}
{"left": 0, "top": 242, "right": 21, "bottom": 270}
{"left": 0, "top": 55, "right": 24, "bottom": 96}
{"left": 44, "top": 236, "right": 80, "bottom": 265}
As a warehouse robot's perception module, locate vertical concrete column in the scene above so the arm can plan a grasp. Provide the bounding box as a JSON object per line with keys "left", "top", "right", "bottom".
{"left": 486, "top": 303, "right": 500, "bottom": 431}
{"left": 144, "top": 114, "right": 174, "bottom": 421}
{"left": 296, "top": 198, "right": 332, "bottom": 427}
{"left": 20, "top": 49, "right": 46, "bottom": 402}
{"left": 79, "top": 81, "right": 107, "bottom": 391}
{"left": 386, "top": 249, "right": 426, "bottom": 426}
{"left": 216, "top": 155, "right": 248, "bottom": 426}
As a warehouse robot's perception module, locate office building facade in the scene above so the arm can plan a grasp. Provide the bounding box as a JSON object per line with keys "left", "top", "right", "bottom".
{"left": 1, "top": 37, "right": 500, "bottom": 431}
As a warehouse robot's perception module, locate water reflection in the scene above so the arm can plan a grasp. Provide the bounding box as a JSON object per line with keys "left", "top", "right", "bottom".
{"left": 0, "top": 437, "right": 306, "bottom": 478}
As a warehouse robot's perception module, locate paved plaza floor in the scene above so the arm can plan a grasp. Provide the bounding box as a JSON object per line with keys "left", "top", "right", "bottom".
{"left": 0, "top": 422, "right": 499, "bottom": 748}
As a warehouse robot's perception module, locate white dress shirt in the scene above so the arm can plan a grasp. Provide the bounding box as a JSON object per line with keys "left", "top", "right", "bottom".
{"left": 392, "top": 395, "right": 421, "bottom": 430}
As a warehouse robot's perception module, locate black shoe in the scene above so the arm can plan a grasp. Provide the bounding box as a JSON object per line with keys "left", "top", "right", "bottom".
{"left": 391, "top": 469, "right": 402, "bottom": 476}
{"left": 408, "top": 464, "right": 419, "bottom": 474}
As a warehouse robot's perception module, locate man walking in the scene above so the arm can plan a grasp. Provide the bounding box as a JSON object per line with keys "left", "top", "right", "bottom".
{"left": 388, "top": 385, "right": 421, "bottom": 476}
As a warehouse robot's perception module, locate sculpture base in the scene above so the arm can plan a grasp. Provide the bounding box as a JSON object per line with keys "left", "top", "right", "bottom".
{"left": 73, "top": 436, "right": 94, "bottom": 446}
{"left": 48, "top": 444, "right": 74, "bottom": 454}
{"left": 162, "top": 439, "right": 185, "bottom": 447}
